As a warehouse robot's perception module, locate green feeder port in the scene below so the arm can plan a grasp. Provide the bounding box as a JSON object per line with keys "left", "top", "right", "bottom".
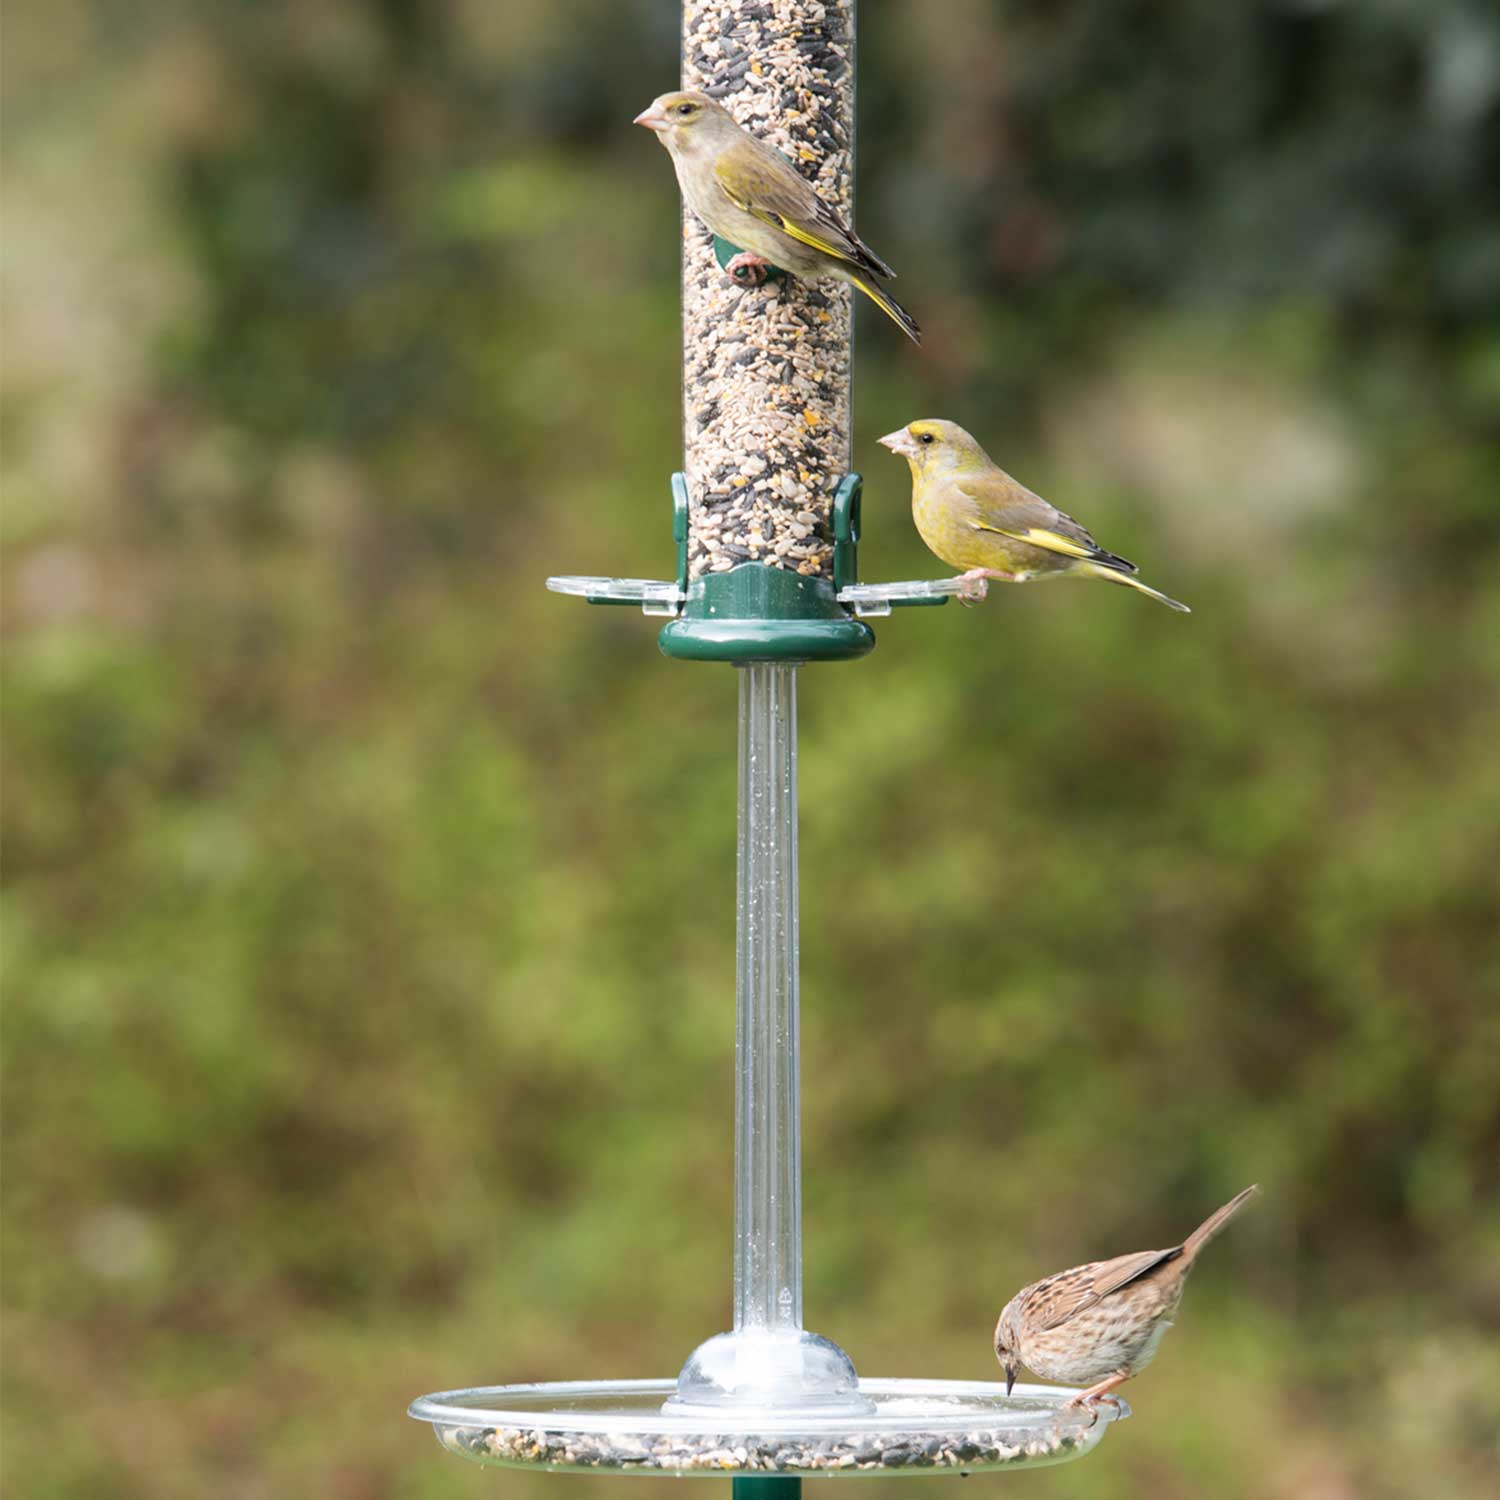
{"left": 659, "top": 472, "right": 873, "bottom": 663}
{"left": 714, "top": 234, "right": 788, "bottom": 286}
{"left": 544, "top": 472, "right": 968, "bottom": 660}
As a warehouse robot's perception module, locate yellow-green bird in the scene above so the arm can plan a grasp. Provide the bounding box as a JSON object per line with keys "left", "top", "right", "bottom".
{"left": 879, "top": 419, "right": 1190, "bottom": 611}
{"left": 634, "top": 90, "right": 920, "bottom": 344}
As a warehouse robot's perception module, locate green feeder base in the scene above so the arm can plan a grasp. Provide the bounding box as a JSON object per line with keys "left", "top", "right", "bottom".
{"left": 657, "top": 470, "right": 871, "bottom": 664}
{"left": 657, "top": 565, "right": 874, "bottom": 664}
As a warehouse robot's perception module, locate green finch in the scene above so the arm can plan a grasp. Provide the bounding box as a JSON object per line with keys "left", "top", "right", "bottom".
{"left": 634, "top": 90, "right": 920, "bottom": 344}
{"left": 879, "top": 419, "right": 1190, "bottom": 611}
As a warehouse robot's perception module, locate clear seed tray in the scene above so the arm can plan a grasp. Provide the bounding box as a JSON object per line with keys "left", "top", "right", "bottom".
{"left": 410, "top": 1378, "right": 1126, "bottom": 1477}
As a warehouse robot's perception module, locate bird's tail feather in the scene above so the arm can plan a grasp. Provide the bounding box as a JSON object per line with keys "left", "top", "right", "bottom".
{"left": 1182, "top": 1184, "right": 1260, "bottom": 1261}
{"left": 849, "top": 274, "right": 922, "bottom": 345}
{"left": 1089, "top": 547, "right": 1139, "bottom": 575}
{"left": 1079, "top": 561, "right": 1191, "bottom": 612}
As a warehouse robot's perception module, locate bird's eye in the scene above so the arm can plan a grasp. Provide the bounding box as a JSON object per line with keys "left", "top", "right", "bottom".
{"left": 676, "top": 104, "right": 695, "bottom": 116}
{"left": 918, "top": 432, "right": 934, "bottom": 445}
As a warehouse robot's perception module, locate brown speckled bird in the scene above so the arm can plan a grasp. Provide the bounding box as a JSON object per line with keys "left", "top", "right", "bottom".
{"left": 994, "top": 1185, "right": 1259, "bottom": 1409}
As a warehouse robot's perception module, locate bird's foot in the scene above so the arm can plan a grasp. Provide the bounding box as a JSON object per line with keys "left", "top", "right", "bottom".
{"left": 955, "top": 571, "right": 988, "bottom": 605}
{"left": 956, "top": 569, "right": 1016, "bottom": 605}
{"left": 1080, "top": 1394, "right": 1125, "bottom": 1418}
{"left": 1062, "top": 1394, "right": 1122, "bottom": 1432}
{"left": 1063, "top": 1374, "right": 1129, "bottom": 1419}
{"left": 724, "top": 251, "right": 772, "bottom": 287}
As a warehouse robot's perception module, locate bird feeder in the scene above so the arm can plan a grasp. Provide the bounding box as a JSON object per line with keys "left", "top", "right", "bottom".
{"left": 409, "top": 0, "right": 1125, "bottom": 1486}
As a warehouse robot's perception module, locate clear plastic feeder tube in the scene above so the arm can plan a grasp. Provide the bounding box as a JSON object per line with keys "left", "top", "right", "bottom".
{"left": 670, "top": 664, "right": 869, "bottom": 1415}
{"left": 679, "top": 1, "right": 855, "bottom": 583}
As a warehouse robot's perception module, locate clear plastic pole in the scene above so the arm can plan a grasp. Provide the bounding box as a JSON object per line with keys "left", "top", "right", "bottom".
{"left": 735, "top": 663, "right": 803, "bottom": 1334}
{"left": 669, "top": 665, "right": 869, "bottom": 1414}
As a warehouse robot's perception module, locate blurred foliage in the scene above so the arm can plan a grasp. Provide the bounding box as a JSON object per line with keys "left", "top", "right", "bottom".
{"left": 4, "top": 1, "right": 1500, "bottom": 1497}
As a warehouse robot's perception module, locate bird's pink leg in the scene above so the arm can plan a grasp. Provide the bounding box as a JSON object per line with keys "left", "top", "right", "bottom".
{"left": 1063, "top": 1372, "right": 1129, "bottom": 1413}
{"left": 955, "top": 568, "right": 1016, "bottom": 605}
{"left": 724, "top": 251, "right": 771, "bottom": 287}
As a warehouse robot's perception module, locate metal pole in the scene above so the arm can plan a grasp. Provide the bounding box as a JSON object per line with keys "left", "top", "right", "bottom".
{"left": 734, "top": 1478, "right": 803, "bottom": 1500}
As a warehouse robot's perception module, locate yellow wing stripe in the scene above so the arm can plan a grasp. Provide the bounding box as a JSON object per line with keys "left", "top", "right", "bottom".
{"left": 756, "top": 208, "right": 851, "bottom": 263}
{"left": 973, "top": 524, "right": 1096, "bottom": 560}
{"left": 715, "top": 169, "right": 856, "bottom": 266}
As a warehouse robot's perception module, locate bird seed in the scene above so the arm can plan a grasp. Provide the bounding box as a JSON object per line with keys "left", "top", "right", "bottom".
{"left": 681, "top": 0, "right": 856, "bottom": 581}
{"left": 439, "top": 1421, "right": 1082, "bottom": 1474}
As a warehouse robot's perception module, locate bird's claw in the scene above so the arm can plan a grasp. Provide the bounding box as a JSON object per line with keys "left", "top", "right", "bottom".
{"left": 956, "top": 573, "right": 989, "bottom": 605}
{"left": 1062, "top": 1393, "right": 1124, "bottom": 1428}
{"left": 725, "top": 251, "right": 771, "bottom": 287}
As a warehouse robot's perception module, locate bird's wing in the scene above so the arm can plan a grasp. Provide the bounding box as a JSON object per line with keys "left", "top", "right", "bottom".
{"left": 958, "top": 483, "right": 1138, "bottom": 574}
{"left": 1026, "top": 1248, "right": 1182, "bottom": 1331}
{"left": 714, "top": 140, "right": 895, "bottom": 279}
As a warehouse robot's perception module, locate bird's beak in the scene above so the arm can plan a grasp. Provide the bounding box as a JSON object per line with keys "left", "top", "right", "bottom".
{"left": 878, "top": 427, "right": 919, "bottom": 460}
{"left": 633, "top": 105, "right": 671, "bottom": 133}
{"left": 1004, "top": 1361, "right": 1016, "bottom": 1398}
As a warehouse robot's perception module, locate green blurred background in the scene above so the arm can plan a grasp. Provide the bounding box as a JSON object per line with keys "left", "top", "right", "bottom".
{"left": 5, "top": 1, "right": 1499, "bottom": 1496}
